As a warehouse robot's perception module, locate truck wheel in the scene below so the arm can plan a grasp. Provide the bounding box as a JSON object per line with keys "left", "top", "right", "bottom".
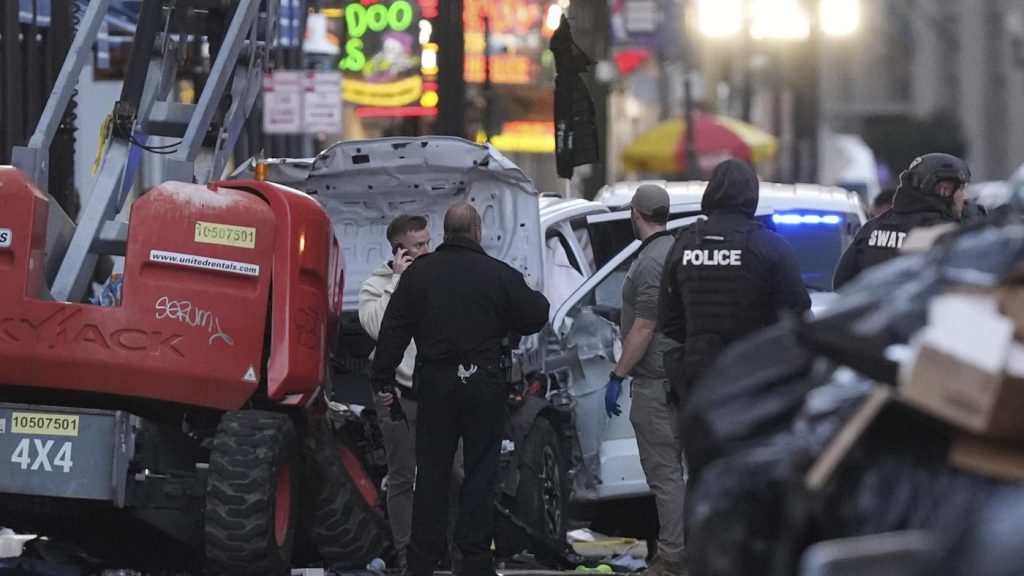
{"left": 305, "top": 432, "right": 394, "bottom": 569}
{"left": 206, "top": 411, "right": 298, "bottom": 575}
{"left": 497, "top": 417, "right": 569, "bottom": 559}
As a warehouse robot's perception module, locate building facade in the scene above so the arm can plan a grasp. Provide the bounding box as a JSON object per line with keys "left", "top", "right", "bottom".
{"left": 820, "top": 0, "right": 1024, "bottom": 181}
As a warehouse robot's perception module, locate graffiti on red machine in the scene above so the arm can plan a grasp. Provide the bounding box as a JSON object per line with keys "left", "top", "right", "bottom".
{"left": 294, "top": 305, "right": 323, "bottom": 349}
{"left": 0, "top": 308, "right": 185, "bottom": 357}
{"left": 154, "top": 297, "right": 234, "bottom": 347}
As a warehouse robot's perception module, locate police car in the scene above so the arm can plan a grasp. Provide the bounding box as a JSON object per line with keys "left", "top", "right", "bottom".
{"left": 595, "top": 180, "right": 868, "bottom": 313}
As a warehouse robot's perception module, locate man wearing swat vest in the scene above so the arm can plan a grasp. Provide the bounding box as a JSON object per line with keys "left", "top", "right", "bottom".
{"left": 833, "top": 153, "right": 971, "bottom": 290}
{"left": 659, "top": 159, "right": 811, "bottom": 403}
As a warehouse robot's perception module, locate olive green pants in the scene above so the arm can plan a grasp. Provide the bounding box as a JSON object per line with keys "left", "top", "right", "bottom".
{"left": 629, "top": 377, "right": 687, "bottom": 563}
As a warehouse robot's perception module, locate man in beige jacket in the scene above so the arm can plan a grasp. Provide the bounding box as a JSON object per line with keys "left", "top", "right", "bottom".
{"left": 359, "top": 214, "right": 432, "bottom": 569}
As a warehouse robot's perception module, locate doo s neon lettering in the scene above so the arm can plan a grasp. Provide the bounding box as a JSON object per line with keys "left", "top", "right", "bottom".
{"left": 340, "top": 1, "right": 415, "bottom": 72}
{"left": 681, "top": 249, "right": 743, "bottom": 266}
{"left": 345, "top": 1, "right": 414, "bottom": 37}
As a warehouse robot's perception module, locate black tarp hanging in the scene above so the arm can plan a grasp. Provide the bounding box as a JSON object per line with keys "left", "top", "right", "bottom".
{"left": 551, "top": 14, "right": 599, "bottom": 179}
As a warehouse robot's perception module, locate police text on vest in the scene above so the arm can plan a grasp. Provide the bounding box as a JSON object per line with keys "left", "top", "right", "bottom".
{"left": 681, "top": 249, "right": 743, "bottom": 266}
{"left": 867, "top": 230, "right": 907, "bottom": 249}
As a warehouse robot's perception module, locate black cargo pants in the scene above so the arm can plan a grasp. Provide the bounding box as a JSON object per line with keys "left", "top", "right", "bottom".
{"left": 406, "top": 362, "right": 506, "bottom": 576}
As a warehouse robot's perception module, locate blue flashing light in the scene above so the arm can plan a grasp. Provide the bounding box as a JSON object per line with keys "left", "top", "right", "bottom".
{"left": 772, "top": 213, "right": 843, "bottom": 225}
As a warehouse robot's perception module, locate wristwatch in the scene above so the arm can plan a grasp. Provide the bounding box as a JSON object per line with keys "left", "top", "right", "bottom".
{"left": 609, "top": 371, "right": 624, "bottom": 381}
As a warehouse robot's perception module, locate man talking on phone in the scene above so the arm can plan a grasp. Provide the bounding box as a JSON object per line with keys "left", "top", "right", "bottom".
{"left": 372, "top": 203, "right": 549, "bottom": 576}
{"left": 358, "top": 214, "right": 432, "bottom": 570}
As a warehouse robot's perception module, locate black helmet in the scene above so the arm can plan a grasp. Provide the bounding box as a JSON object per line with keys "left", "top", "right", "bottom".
{"left": 900, "top": 153, "right": 972, "bottom": 195}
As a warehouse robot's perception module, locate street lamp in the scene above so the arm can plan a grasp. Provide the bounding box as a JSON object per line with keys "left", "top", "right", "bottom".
{"left": 696, "top": 0, "right": 859, "bottom": 39}
{"left": 820, "top": 0, "right": 860, "bottom": 38}
{"left": 749, "top": 0, "right": 810, "bottom": 40}
{"left": 694, "top": 0, "right": 860, "bottom": 182}
{"left": 696, "top": 0, "right": 743, "bottom": 38}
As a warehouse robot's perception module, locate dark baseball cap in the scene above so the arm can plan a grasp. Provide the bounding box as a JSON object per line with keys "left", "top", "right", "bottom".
{"left": 631, "top": 184, "right": 670, "bottom": 218}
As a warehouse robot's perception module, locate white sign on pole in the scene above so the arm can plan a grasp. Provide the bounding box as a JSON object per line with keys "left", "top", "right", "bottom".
{"left": 624, "top": 0, "right": 659, "bottom": 34}
{"left": 262, "top": 71, "right": 303, "bottom": 134}
{"left": 302, "top": 71, "right": 343, "bottom": 135}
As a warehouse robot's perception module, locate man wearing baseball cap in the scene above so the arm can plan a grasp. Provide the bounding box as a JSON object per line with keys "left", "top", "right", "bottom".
{"left": 605, "top": 183, "right": 688, "bottom": 576}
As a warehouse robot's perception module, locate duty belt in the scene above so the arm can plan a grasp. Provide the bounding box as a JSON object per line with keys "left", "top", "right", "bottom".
{"left": 420, "top": 360, "right": 503, "bottom": 384}
{"left": 421, "top": 358, "right": 502, "bottom": 372}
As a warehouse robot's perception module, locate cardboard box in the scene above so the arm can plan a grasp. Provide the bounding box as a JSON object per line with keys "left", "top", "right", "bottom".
{"left": 899, "top": 292, "right": 1024, "bottom": 440}
{"left": 901, "top": 345, "right": 1024, "bottom": 439}
{"left": 997, "top": 286, "right": 1024, "bottom": 341}
{"left": 949, "top": 435, "right": 1024, "bottom": 484}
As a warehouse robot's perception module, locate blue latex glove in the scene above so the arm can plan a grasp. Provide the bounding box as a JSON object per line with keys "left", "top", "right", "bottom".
{"left": 605, "top": 374, "right": 624, "bottom": 417}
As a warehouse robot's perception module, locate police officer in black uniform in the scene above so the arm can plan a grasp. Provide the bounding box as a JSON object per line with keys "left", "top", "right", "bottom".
{"left": 833, "top": 153, "right": 971, "bottom": 290}
{"left": 371, "top": 203, "right": 550, "bottom": 576}
{"left": 659, "top": 159, "right": 811, "bottom": 399}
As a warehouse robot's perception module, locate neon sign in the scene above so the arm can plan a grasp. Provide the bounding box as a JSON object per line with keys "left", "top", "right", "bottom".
{"left": 344, "top": 2, "right": 414, "bottom": 38}
{"left": 462, "top": 0, "right": 553, "bottom": 86}
{"left": 476, "top": 121, "right": 556, "bottom": 153}
{"left": 464, "top": 0, "right": 543, "bottom": 36}
{"left": 339, "top": 1, "right": 416, "bottom": 72}
{"left": 338, "top": 0, "right": 432, "bottom": 109}
{"left": 465, "top": 54, "right": 533, "bottom": 84}
{"left": 420, "top": 0, "right": 438, "bottom": 19}
{"left": 344, "top": 76, "right": 424, "bottom": 106}
{"left": 336, "top": 0, "right": 553, "bottom": 117}
{"left": 357, "top": 105, "right": 438, "bottom": 117}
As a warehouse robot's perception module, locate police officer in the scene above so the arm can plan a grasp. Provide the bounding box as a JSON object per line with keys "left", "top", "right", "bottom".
{"left": 833, "top": 153, "right": 971, "bottom": 290}
{"left": 359, "top": 214, "right": 441, "bottom": 570}
{"left": 371, "top": 203, "right": 550, "bottom": 576}
{"left": 659, "top": 159, "right": 811, "bottom": 401}
{"left": 605, "top": 184, "right": 687, "bottom": 576}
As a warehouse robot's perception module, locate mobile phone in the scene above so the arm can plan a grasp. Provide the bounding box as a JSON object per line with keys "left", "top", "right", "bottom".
{"left": 392, "top": 243, "right": 406, "bottom": 256}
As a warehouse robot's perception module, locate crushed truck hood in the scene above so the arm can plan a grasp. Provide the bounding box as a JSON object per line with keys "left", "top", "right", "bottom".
{"left": 234, "top": 137, "right": 543, "bottom": 310}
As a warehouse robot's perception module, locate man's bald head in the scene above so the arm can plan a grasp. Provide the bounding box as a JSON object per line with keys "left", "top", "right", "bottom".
{"left": 444, "top": 202, "right": 482, "bottom": 243}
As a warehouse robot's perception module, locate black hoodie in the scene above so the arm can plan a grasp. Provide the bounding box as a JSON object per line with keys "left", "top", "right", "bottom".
{"left": 832, "top": 184, "right": 959, "bottom": 290}
{"left": 701, "top": 158, "right": 760, "bottom": 217}
{"left": 891, "top": 183, "right": 956, "bottom": 219}
{"left": 659, "top": 160, "right": 811, "bottom": 391}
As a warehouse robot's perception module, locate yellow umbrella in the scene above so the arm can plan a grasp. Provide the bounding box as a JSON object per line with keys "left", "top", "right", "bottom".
{"left": 622, "top": 114, "right": 779, "bottom": 174}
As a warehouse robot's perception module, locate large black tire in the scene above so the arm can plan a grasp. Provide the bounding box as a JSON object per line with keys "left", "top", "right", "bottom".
{"left": 304, "top": 431, "right": 395, "bottom": 569}
{"left": 206, "top": 411, "right": 298, "bottom": 576}
{"left": 496, "top": 417, "right": 570, "bottom": 560}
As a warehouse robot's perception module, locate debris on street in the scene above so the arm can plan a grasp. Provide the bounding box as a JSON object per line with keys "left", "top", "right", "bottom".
{"left": 683, "top": 211, "right": 1024, "bottom": 576}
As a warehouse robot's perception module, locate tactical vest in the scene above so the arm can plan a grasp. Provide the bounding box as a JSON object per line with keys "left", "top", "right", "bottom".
{"left": 674, "top": 220, "right": 779, "bottom": 384}
{"left": 858, "top": 210, "right": 951, "bottom": 272}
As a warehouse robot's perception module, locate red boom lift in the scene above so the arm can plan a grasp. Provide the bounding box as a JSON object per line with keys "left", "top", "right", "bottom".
{"left": 0, "top": 1, "right": 391, "bottom": 573}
